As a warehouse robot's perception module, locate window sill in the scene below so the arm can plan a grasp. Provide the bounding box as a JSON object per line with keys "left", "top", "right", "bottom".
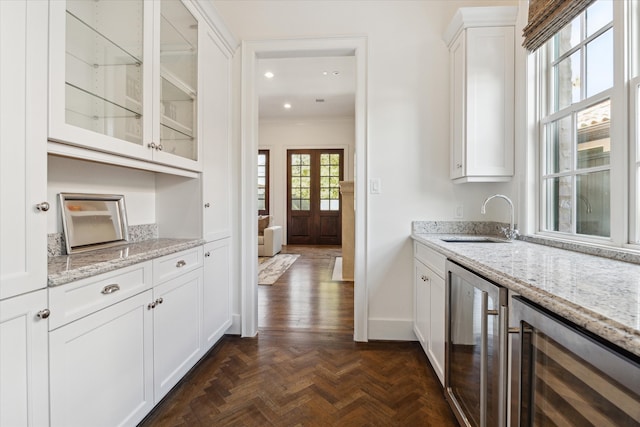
{"left": 521, "top": 234, "right": 640, "bottom": 266}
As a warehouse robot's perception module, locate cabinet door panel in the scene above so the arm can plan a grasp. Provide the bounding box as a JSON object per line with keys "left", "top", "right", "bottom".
{"left": 201, "top": 28, "right": 232, "bottom": 241}
{"left": 49, "top": 291, "right": 154, "bottom": 427}
{"left": 153, "top": 268, "right": 203, "bottom": 402}
{"left": 48, "top": 0, "right": 151, "bottom": 160}
{"left": 449, "top": 33, "right": 465, "bottom": 180}
{"left": 203, "top": 239, "right": 231, "bottom": 349}
{"left": 466, "top": 26, "right": 514, "bottom": 178}
{"left": 0, "top": 0, "right": 48, "bottom": 299}
{"left": 413, "top": 260, "right": 430, "bottom": 351}
{"left": 428, "top": 273, "right": 446, "bottom": 385}
{"left": 0, "top": 290, "right": 49, "bottom": 427}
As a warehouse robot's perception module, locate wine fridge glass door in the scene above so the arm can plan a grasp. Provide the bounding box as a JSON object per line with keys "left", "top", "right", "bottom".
{"left": 446, "top": 261, "right": 507, "bottom": 427}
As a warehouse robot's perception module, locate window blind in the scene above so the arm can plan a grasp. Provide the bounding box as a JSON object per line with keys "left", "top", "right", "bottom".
{"left": 522, "top": 0, "right": 596, "bottom": 51}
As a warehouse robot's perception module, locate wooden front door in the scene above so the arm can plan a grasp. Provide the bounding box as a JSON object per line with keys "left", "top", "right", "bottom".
{"left": 287, "top": 149, "right": 343, "bottom": 245}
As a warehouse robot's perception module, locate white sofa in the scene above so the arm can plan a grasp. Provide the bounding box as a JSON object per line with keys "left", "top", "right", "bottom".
{"left": 258, "top": 216, "right": 282, "bottom": 257}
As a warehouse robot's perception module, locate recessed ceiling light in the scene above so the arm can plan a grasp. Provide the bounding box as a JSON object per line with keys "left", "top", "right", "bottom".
{"left": 322, "top": 71, "right": 328, "bottom": 76}
{"left": 332, "top": 71, "right": 340, "bottom": 76}
{"left": 283, "top": 103, "right": 292, "bottom": 109}
{"left": 264, "top": 71, "right": 274, "bottom": 79}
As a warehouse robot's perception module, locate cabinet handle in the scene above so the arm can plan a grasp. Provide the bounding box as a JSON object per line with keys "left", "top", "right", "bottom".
{"left": 176, "top": 260, "right": 186, "bottom": 268}
{"left": 147, "top": 302, "right": 156, "bottom": 310}
{"left": 37, "top": 309, "right": 50, "bottom": 319}
{"left": 101, "top": 284, "right": 120, "bottom": 295}
{"left": 147, "top": 142, "right": 156, "bottom": 149}
{"left": 204, "top": 202, "right": 211, "bottom": 208}
{"left": 204, "top": 251, "right": 211, "bottom": 257}
{"left": 36, "top": 202, "right": 50, "bottom": 212}
{"left": 156, "top": 144, "right": 163, "bottom": 151}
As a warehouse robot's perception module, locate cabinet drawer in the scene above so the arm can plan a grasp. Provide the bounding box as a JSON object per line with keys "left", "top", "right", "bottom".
{"left": 153, "top": 246, "right": 203, "bottom": 285}
{"left": 414, "top": 242, "right": 446, "bottom": 279}
{"left": 48, "top": 262, "right": 152, "bottom": 330}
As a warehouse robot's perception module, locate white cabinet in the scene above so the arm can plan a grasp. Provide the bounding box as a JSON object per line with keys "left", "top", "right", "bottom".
{"left": 49, "top": 290, "right": 154, "bottom": 427}
{"left": 48, "top": 0, "right": 203, "bottom": 171}
{"left": 0, "top": 290, "right": 49, "bottom": 427}
{"left": 444, "top": 7, "right": 517, "bottom": 183}
{"left": 152, "top": 266, "right": 203, "bottom": 402}
{"left": 429, "top": 270, "right": 445, "bottom": 385}
{"left": 414, "top": 261, "right": 430, "bottom": 348}
{"left": 413, "top": 242, "right": 446, "bottom": 385}
{"left": 48, "top": 246, "right": 213, "bottom": 424}
{"left": 0, "top": 0, "right": 48, "bottom": 300}
{"left": 201, "top": 24, "right": 232, "bottom": 242}
{"left": 48, "top": 264, "right": 155, "bottom": 427}
{"left": 203, "top": 239, "right": 231, "bottom": 348}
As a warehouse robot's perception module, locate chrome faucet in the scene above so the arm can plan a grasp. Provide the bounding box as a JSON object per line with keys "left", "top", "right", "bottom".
{"left": 481, "top": 194, "right": 519, "bottom": 240}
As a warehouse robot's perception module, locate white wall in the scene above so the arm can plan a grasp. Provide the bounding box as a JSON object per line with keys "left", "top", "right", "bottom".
{"left": 214, "top": 0, "right": 519, "bottom": 340}
{"left": 47, "top": 155, "right": 157, "bottom": 234}
{"left": 259, "top": 117, "right": 355, "bottom": 243}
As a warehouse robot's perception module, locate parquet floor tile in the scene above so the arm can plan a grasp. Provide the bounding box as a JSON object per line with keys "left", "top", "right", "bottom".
{"left": 140, "top": 245, "right": 457, "bottom": 426}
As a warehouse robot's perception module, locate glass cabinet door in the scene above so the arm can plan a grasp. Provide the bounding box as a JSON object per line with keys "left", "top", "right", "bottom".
{"left": 157, "top": 0, "right": 197, "bottom": 161}
{"left": 64, "top": 0, "right": 144, "bottom": 144}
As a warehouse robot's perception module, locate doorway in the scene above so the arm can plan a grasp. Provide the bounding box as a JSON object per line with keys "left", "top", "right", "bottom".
{"left": 241, "top": 37, "right": 368, "bottom": 341}
{"left": 287, "top": 149, "right": 343, "bottom": 245}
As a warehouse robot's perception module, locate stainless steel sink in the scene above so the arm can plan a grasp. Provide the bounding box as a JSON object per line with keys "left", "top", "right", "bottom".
{"left": 441, "top": 237, "right": 510, "bottom": 243}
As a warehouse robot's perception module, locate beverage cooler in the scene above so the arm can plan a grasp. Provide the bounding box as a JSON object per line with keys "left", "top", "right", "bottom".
{"left": 510, "top": 296, "right": 640, "bottom": 426}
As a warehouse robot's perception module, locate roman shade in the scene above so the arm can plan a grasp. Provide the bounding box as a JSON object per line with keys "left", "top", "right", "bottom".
{"left": 522, "top": 0, "right": 596, "bottom": 51}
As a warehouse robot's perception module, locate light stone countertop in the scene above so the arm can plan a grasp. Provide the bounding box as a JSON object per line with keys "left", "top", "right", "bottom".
{"left": 48, "top": 238, "right": 205, "bottom": 287}
{"left": 412, "top": 233, "right": 640, "bottom": 358}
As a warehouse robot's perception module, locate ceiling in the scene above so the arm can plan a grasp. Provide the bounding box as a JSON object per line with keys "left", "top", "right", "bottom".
{"left": 257, "top": 56, "right": 356, "bottom": 120}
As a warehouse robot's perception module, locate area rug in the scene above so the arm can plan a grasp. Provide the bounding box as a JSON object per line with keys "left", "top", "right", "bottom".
{"left": 258, "top": 254, "right": 300, "bottom": 285}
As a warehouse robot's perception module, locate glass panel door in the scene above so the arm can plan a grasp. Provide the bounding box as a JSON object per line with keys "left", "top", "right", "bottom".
{"left": 158, "top": 0, "right": 197, "bottom": 160}
{"left": 287, "top": 149, "right": 343, "bottom": 245}
{"left": 446, "top": 261, "right": 507, "bottom": 427}
{"left": 512, "top": 297, "right": 640, "bottom": 427}
{"left": 65, "top": 0, "right": 144, "bottom": 144}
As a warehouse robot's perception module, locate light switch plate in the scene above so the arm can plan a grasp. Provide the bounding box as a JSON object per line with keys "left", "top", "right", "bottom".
{"left": 370, "top": 178, "right": 381, "bottom": 194}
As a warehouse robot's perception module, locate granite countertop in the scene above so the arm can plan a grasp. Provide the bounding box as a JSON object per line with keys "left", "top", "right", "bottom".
{"left": 412, "top": 233, "right": 640, "bottom": 358}
{"left": 48, "top": 238, "right": 205, "bottom": 287}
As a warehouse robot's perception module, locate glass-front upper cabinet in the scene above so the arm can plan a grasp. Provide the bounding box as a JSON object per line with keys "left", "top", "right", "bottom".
{"left": 49, "top": 0, "right": 202, "bottom": 171}
{"left": 154, "top": 0, "right": 198, "bottom": 164}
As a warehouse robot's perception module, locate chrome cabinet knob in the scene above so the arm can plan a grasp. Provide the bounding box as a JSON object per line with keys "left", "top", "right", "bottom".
{"left": 156, "top": 144, "right": 163, "bottom": 151}
{"left": 204, "top": 251, "right": 211, "bottom": 257}
{"left": 147, "top": 302, "right": 156, "bottom": 310}
{"left": 204, "top": 203, "right": 211, "bottom": 208}
{"left": 37, "top": 309, "right": 50, "bottom": 319}
{"left": 156, "top": 297, "right": 163, "bottom": 305}
{"left": 36, "top": 202, "right": 50, "bottom": 212}
{"left": 147, "top": 142, "right": 156, "bottom": 149}
{"left": 456, "top": 163, "right": 462, "bottom": 169}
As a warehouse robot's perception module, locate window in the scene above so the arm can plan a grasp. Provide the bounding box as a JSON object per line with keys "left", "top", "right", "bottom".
{"left": 538, "top": 0, "right": 615, "bottom": 240}
{"left": 319, "top": 153, "right": 341, "bottom": 211}
{"left": 258, "top": 150, "right": 269, "bottom": 215}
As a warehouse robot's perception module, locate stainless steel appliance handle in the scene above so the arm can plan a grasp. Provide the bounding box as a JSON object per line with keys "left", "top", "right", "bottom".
{"left": 498, "top": 305, "right": 508, "bottom": 427}
{"left": 480, "top": 291, "right": 488, "bottom": 427}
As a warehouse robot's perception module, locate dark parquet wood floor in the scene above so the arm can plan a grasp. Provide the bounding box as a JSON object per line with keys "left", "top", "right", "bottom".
{"left": 140, "top": 245, "right": 457, "bottom": 427}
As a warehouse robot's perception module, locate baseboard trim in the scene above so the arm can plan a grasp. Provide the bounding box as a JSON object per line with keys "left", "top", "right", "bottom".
{"left": 225, "top": 314, "right": 242, "bottom": 335}
{"left": 367, "top": 318, "right": 417, "bottom": 341}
